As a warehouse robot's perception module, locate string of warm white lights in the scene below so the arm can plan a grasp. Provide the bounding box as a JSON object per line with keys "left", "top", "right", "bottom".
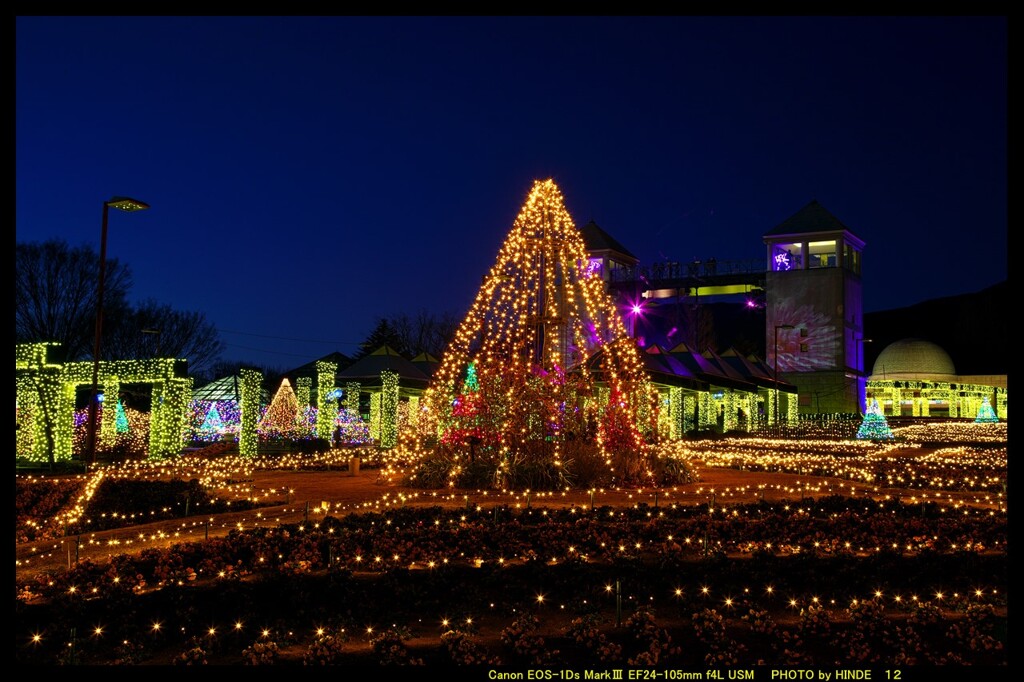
{"left": 16, "top": 422, "right": 1006, "bottom": 560}
{"left": 400, "top": 179, "right": 655, "bottom": 486}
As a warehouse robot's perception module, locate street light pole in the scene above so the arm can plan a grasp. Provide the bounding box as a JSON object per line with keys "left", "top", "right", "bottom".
{"left": 773, "top": 324, "right": 794, "bottom": 425}
{"left": 141, "top": 328, "right": 162, "bottom": 357}
{"left": 85, "top": 197, "right": 150, "bottom": 464}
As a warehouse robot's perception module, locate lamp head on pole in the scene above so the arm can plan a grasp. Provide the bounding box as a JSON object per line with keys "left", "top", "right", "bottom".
{"left": 106, "top": 196, "right": 150, "bottom": 212}
{"left": 86, "top": 195, "right": 150, "bottom": 464}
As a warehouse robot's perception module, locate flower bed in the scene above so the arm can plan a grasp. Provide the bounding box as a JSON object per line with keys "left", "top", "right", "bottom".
{"left": 15, "top": 498, "right": 1007, "bottom": 666}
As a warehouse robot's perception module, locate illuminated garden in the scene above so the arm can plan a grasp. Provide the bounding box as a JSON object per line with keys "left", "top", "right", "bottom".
{"left": 14, "top": 421, "right": 1008, "bottom": 666}
{"left": 14, "top": 181, "right": 1008, "bottom": 666}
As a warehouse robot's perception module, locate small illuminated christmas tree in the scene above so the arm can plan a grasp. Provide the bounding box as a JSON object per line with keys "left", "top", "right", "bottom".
{"left": 198, "top": 404, "right": 225, "bottom": 439}
{"left": 463, "top": 361, "right": 479, "bottom": 392}
{"left": 410, "top": 179, "right": 656, "bottom": 488}
{"left": 260, "top": 378, "right": 301, "bottom": 437}
{"left": 856, "top": 399, "right": 894, "bottom": 440}
{"left": 975, "top": 396, "right": 999, "bottom": 423}
{"left": 115, "top": 399, "right": 130, "bottom": 433}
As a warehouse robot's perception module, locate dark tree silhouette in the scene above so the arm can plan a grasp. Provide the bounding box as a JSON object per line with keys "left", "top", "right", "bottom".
{"left": 355, "top": 318, "right": 410, "bottom": 359}
{"left": 16, "top": 239, "right": 224, "bottom": 376}
{"left": 16, "top": 239, "right": 133, "bottom": 362}
{"left": 388, "top": 309, "right": 459, "bottom": 358}
{"left": 103, "top": 299, "right": 225, "bottom": 378}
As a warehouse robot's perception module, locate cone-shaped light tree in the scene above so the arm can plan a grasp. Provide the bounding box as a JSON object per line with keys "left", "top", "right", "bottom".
{"left": 114, "top": 399, "right": 130, "bottom": 433}
{"left": 856, "top": 398, "right": 894, "bottom": 441}
{"left": 974, "top": 396, "right": 999, "bottom": 423}
{"left": 198, "top": 404, "right": 225, "bottom": 439}
{"left": 408, "top": 179, "right": 657, "bottom": 489}
{"left": 260, "top": 378, "right": 301, "bottom": 437}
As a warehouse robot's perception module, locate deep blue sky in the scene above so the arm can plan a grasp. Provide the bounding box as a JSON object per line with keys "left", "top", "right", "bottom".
{"left": 16, "top": 16, "right": 1007, "bottom": 371}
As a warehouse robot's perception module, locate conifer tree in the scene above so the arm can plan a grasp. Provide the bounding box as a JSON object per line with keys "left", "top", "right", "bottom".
{"left": 356, "top": 319, "right": 409, "bottom": 359}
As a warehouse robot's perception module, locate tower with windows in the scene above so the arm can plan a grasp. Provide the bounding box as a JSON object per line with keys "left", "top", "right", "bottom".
{"left": 763, "top": 200, "right": 866, "bottom": 415}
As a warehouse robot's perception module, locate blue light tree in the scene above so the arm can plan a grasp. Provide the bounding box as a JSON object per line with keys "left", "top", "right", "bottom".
{"left": 975, "top": 396, "right": 999, "bottom": 423}
{"left": 197, "top": 404, "right": 225, "bottom": 440}
{"left": 856, "top": 399, "right": 894, "bottom": 440}
{"left": 115, "top": 399, "right": 130, "bottom": 433}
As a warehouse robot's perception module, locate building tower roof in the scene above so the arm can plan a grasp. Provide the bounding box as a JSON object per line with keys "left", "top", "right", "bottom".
{"left": 762, "top": 199, "right": 859, "bottom": 241}
{"left": 579, "top": 219, "right": 638, "bottom": 262}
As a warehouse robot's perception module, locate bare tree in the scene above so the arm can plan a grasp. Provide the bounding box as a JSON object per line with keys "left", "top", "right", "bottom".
{"left": 16, "top": 239, "right": 133, "bottom": 362}
{"left": 16, "top": 239, "right": 224, "bottom": 376}
{"left": 389, "top": 309, "right": 459, "bottom": 358}
{"left": 103, "top": 300, "right": 225, "bottom": 378}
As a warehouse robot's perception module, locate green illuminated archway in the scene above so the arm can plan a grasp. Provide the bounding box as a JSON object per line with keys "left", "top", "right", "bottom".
{"left": 16, "top": 343, "right": 192, "bottom": 462}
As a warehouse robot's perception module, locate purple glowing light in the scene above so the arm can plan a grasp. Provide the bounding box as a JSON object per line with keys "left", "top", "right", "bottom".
{"left": 773, "top": 249, "right": 793, "bottom": 271}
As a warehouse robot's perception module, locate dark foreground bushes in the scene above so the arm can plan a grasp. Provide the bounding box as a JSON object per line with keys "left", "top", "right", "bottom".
{"left": 15, "top": 498, "right": 1007, "bottom": 666}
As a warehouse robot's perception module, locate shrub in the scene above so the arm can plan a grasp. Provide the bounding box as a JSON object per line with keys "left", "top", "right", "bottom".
{"left": 302, "top": 628, "right": 348, "bottom": 665}
{"left": 370, "top": 626, "right": 424, "bottom": 665}
{"left": 241, "top": 640, "right": 279, "bottom": 665}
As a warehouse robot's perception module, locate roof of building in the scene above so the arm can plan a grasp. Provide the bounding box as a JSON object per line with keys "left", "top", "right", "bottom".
{"left": 870, "top": 338, "right": 957, "bottom": 380}
{"left": 411, "top": 351, "right": 441, "bottom": 379}
{"left": 579, "top": 220, "right": 638, "bottom": 261}
{"left": 718, "top": 348, "right": 775, "bottom": 386}
{"left": 289, "top": 351, "right": 352, "bottom": 373}
{"left": 662, "top": 342, "right": 773, "bottom": 392}
{"left": 338, "top": 345, "right": 430, "bottom": 389}
{"left": 701, "top": 348, "right": 752, "bottom": 382}
{"left": 641, "top": 344, "right": 705, "bottom": 389}
{"left": 667, "top": 342, "right": 729, "bottom": 377}
{"left": 191, "top": 374, "right": 269, "bottom": 403}
{"left": 276, "top": 351, "right": 353, "bottom": 388}
{"left": 762, "top": 200, "right": 856, "bottom": 238}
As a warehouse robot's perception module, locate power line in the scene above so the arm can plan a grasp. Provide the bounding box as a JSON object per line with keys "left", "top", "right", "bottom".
{"left": 217, "top": 328, "right": 362, "bottom": 347}
{"left": 220, "top": 342, "right": 333, "bottom": 360}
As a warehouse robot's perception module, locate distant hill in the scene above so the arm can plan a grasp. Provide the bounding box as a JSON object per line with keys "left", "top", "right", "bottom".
{"left": 864, "top": 280, "right": 1008, "bottom": 377}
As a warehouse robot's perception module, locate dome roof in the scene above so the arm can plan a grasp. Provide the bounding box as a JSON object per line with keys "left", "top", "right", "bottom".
{"left": 870, "top": 338, "right": 956, "bottom": 380}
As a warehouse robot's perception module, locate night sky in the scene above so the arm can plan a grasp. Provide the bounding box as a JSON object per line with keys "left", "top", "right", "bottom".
{"left": 16, "top": 16, "right": 1007, "bottom": 372}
